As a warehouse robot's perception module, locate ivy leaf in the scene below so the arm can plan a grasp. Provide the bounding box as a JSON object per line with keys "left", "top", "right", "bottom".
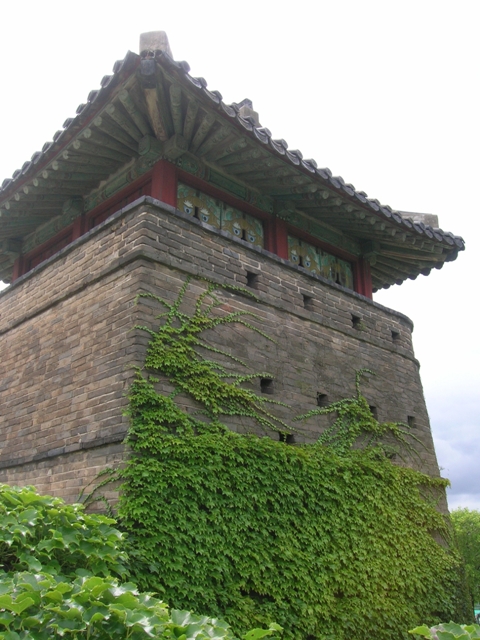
{"left": 243, "top": 629, "right": 277, "bottom": 640}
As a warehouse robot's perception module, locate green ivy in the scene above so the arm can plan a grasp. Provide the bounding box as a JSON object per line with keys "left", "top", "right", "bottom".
{"left": 130, "top": 280, "right": 291, "bottom": 437}
{"left": 115, "top": 278, "right": 468, "bottom": 639}
{"left": 295, "top": 368, "right": 422, "bottom": 458}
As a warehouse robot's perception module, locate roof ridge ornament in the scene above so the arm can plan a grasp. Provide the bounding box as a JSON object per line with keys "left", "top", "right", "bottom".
{"left": 139, "top": 31, "right": 173, "bottom": 59}
{"left": 398, "top": 211, "right": 439, "bottom": 229}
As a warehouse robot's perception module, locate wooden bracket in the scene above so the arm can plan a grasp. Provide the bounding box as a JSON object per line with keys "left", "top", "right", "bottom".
{"left": 0, "top": 239, "right": 22, "bottom": 258}
{"left": 164, "top": 134, "right": 188, "bottom": 160}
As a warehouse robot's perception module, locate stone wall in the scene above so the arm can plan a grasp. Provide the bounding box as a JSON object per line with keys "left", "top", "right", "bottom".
{"left": 0, "top": 196, "right": 441, "bottom": 503}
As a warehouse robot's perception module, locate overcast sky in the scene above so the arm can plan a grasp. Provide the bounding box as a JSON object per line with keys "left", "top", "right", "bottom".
{"left": 1, "top": 0, "right": 478, "bottom": 510}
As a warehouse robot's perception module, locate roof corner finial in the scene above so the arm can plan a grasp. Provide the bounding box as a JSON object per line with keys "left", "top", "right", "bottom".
{"left": 237, "top": 98, "right": 261, "bottom": 127}
{"left": 139, "top": 31, "right": 173, "bottom": 58}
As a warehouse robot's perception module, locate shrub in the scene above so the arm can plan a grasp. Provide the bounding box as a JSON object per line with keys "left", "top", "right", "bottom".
{"left": 410, "top": 621, "right": 480, "bottom": 639}
{"left": 0, "top": 484, "right": 126, "bottom": 579}
{"left": 0, "top": 484, "right": 281, "bottom": 640}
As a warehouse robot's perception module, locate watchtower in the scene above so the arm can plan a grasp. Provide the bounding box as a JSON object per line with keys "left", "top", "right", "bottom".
{"left": 0, "top": 32, "right": 464, "bottom": 502}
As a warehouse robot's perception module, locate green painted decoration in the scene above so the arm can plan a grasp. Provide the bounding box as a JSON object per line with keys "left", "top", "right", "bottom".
{"left": 288, "top": 234, "right": 354, "bottom": 289}
{"left": 177, "top": 183, "right": 222, "bottom": 229}
{"left": 177, "top": 183, "right": 264, "bottom": 248}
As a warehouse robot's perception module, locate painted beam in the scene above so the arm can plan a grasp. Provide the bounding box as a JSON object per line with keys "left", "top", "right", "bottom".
{"left": 118, "top": 89, "right": 152, "bottom": 137}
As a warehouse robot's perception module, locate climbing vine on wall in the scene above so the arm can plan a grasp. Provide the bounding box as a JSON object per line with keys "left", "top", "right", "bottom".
{"left": 130, "top": 278, "right": 290, "bottom": 438}
{"left": 295, "top": 368, "right": 421, "bottom": 459}
{"left": 116, "top": 278, "right": 469, "bottom": 640}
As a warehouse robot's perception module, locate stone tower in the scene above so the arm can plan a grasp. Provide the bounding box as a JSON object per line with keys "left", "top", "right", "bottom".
{"left": 0, "top": 32, "right": 464, "bottom": 502}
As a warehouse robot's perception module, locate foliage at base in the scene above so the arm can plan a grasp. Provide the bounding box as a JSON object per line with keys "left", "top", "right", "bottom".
{"left": 450, "top": 509, "right": 480, "bottom": 608}
{"left": 0, "top": 485, "right": 281, "bottom": 640}
{"left": 410, "top": 621, "right": 480, "bottom": 639}
{"left": 119, "top": 429, "right": 466, "bottom": 640}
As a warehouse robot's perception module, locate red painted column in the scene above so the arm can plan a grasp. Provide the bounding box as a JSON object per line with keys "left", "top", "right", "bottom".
{"left": 12, "top": 256, "right": 25, "bottom": 282}
{"left": 72, "top": 216, "right": 85, "bottom": 241}
{"left": 354, "top": 258, "right": 373, "bottom": 299}
{"left": 151, "top": 160, "right": 177, "bottom": 207}
{"left": 266, "top": 218, "right": 289, "bottom": 260}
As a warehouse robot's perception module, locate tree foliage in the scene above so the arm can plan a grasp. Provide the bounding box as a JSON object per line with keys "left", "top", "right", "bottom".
{"left": 451, "top": 509, "right": 480, "bottom": 607}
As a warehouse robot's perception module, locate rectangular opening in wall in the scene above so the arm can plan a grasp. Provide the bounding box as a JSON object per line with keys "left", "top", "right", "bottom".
{"left": 302, "top": 294, "right": 314, "bottom": 311}
{"left": 352, "top": 314, "right": 362, "bottom": 329}
{"left": 391, "top": 330, "right": 400, "bottom": 342}
{"left": 316, "top": 393, "right": 329, "bottom": 407}
{"left": 260, "top": 378, "right": 274, "bottom": 394}
{"left": 279, "top": 432, "right": 295, "bottom": 444}
{"left": 246, "top": 271, "right": 259, "bottom": 289}
{"left": 369, "top": 405, "right": 378, "bottom": 419}
{"left": 407, "top": 415, "right": 416, "bottom": 428}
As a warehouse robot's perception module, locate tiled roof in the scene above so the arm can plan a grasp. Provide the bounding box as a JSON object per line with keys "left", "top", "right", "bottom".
{"left": 0, "top": 52, "right": 139, "bottom": 199}
{"left": 0, "top": 45, "right": 464, "bottom": 288}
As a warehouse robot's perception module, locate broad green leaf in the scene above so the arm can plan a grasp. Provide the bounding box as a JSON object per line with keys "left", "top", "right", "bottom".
{"left": 116, "top": 592, "right": 141, "bottom": 608}
{"left": 9, "top": 597, "right": 35, "bottom": 615}
{"left": 49, "top": 618, "right": 86, "bottom": 634}
{"left": 0, "top": 611, "right": 14, "bottom": 627}
{"left": 0, "top": 596, "right": 13, "bottom": 610}
{"left": 19, "top": 614, "right": 44, "bottom": 630}
{"left": 59, "top": 605, "right": 84, "bottom": 621}
{"left": 17, "top": 509, "right": 38, "bottom": 526}
{"left": 15, "top": 592, "right": 39, "bottom": 606}
{"left": 54, "top": 583, "right": 73, "bottom": 596}
{"left": 124, "top": 609, "right": 156, "bottom": 628}
{"left": 74, "top": 569, "right": 91, "bottom": 578}
{"left": 82, "top": 605, "right": 110, "bottom": 624}
{"left": 171, "top": 610, "right": 195, "bottom": 627}
{"left": 109, "top": 583, "right": 139, "bottom": 597}
{"left": 37, "top": 539, "right": 64, "bottom": 552}
{"left": 442, "top": 623, "right": 472, "bottom": 637}
{"left": 243, "top": 630, "right": 275, "bottom": 640}
{"left": 18, "top": 554, "right": 42, "bottom": 573}
{"left": 1, "top": 631, "right": 21, "bottom": 640}
{"left": 80, "top": 576, "right": 105, "bottom": 591}
{"left": 43, "top": 590, "right": 64, "bottom": 603}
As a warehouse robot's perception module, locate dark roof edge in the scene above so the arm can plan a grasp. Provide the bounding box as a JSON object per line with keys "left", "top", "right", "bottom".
{"left": 0, "top": 51, "right": 140, "bottom": 202}
{"left": 157, "top": 51, "right": 464, "bottom": 252}
{"left": 0, "top": 48, "right": 465, "bottom": 255}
